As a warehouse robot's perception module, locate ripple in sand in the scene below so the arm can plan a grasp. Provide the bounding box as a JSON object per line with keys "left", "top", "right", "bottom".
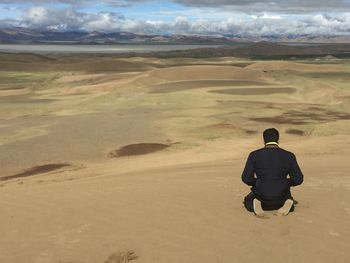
{"left": 108, "top": 143, "right": 170, "bottom": 157}
{"left": 1, "top": 163, "right": 70, "bottom": 181}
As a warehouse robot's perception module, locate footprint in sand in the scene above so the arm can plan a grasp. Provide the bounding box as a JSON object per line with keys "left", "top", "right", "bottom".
{"left": 73, "top": 223, "right": 91, "bottom": 234}
{"left": 35, "top": 252, "right": 53, "bottom": 263}
{"left": 340, "top": 201, "right": 350, "bottom": 215}
{"left": 69, "top": 238, "right": 81, "bottom": 244}
{"left": 297, "top": 217, "right": 313, "bottom": 224}
{"left": 329, "top": 230, "right": 341, "bottom": 237}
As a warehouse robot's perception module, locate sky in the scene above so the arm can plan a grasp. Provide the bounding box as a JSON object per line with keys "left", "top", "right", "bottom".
{"left": 1, "top": 0, "right": 350, "bottom": 35}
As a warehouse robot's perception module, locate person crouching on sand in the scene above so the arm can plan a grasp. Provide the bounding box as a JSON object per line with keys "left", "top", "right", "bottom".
{"left": 241, "top": 128, "right": 304, "bottom": 217}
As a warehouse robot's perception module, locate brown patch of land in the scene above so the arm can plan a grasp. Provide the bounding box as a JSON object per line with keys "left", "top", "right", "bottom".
{"left": 0, "top": 86, "right": 25, "bottom": 90}
{"left": 108, "top": 143, "right": 170, "bottom": 157}
{"left": 245, "top": 130, "right": 259, "bottom": 134}
{"left": 286, "top": 129, "right": 306, "bottom": 136}
{"left": 209, "top": 87, "right": 296, "bottom": 95}
{"left": 251, "top": 109, "right": 350, "bottom": 125}
{"left": 137, "top": 65, "right": 267, "bottom": 87}
{"left": 246, "top": 60, "right": 347, "bottom": 72}
{"left": 151, "top": 80, "right": 268, "bottom": 93}
{"left": 1, "top": 163, "right": 70, "bottom": 181}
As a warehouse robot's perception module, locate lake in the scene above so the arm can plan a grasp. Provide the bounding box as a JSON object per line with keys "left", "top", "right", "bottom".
{"left": 0, "top": 44, "right": 221, "bottom": 54}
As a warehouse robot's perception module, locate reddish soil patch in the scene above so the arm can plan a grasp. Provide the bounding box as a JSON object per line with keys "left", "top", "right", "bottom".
{"left": 209, "top": 87, "right": 296, "bottom": 95}
{"left": 286, "top": 129, "right": 306, "bottom": 136}
{"left": 109, "top": 143, "right": 170, "bottom": 157}
{"left": 1, "top": 163, "right": 70, "bottom": 181}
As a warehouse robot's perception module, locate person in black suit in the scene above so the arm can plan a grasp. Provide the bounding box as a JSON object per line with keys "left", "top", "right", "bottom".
{"left": 242, "top": 128, "right": 304, "bottom": 216}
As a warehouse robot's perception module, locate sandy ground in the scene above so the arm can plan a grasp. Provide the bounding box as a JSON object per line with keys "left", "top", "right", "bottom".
{"left": 0, "top": 55, "right": 350, "bottom": 262}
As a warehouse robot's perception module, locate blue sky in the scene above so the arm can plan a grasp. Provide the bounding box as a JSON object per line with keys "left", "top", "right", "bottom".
{"left": 1, "top": 0, "right": 350, "bottom": 35}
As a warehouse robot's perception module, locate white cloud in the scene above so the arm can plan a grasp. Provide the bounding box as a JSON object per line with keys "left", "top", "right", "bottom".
{"left": 2, "top": 0, "right": 350, "bottom": 12}
{"left": 2, "top": 5, "right": 350, "bottom": 36}
{"left": 251, "top": 13, "right": 282, "bottom": 20}
{"left": 0, "top": 0, "right": 138, "bottom": 7}
{"left": 16, "top": 6, "right": 126, "bottom": 31}
{"left": 173, "top": 0, "right": 350, "bottom": 12}
{"left": 26, "top": 6, "right": 48, "bottom": 24}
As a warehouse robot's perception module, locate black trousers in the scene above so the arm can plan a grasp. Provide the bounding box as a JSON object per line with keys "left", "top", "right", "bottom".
{"left": 243, "top": 191, "right": 295, "bottom": 212}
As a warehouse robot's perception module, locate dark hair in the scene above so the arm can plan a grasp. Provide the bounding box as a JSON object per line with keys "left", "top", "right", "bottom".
{"left": 263, "top": 128, "right": 279, "bottom": 143}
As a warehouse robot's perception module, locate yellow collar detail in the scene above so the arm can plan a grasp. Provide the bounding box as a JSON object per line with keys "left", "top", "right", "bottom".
{"left": 265, "top": 142, "right": 279, "bottom": 146}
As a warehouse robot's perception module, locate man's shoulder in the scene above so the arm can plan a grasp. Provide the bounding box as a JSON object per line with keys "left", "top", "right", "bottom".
{"left": 279, "top": 148, "right": 296, "bottom": 157}
{"left": 250, "top": 147, "right": 295, "bottom": 156}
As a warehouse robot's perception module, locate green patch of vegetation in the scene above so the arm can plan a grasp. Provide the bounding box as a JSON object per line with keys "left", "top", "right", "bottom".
{"left": 0, "top": 71, "right": 52, "bottom": 84}
{"left": 0, "top": 52, "right": 56, "bottom": 63}
{"left": 202, "top": 134, "right": 222, "bottom": 140}
{"left": 299, "top": 60, "right": 344, "bottom": 65}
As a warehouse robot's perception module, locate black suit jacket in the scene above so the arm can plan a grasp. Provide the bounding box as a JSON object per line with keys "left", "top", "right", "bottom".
{"left": 242, "top": 146, "right": 303, "bottom": 201}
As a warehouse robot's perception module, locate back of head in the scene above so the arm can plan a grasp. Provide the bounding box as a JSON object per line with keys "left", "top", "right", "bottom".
{"left": 263, "top": 128, "right": 279, "bottom": 144}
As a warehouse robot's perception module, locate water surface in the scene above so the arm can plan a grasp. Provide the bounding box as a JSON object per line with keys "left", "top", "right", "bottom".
{"left": 0, "top": 44, "right": 221, "bottom": 54}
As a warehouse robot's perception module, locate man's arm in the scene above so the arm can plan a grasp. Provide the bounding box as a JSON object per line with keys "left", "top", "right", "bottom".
{"left": 241, "top": 152, "right": 256, "bottom": 186}
{"left": 289, "top": 153, "right": 304, "bottom": 186}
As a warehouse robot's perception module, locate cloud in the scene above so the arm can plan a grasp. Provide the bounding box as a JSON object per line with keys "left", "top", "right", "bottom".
{"left": 2, "top": 0, "right": 350, "bottom": 12}
{"left": 0, "top": 0, "right": 138, "bottom": 7}
{"left": 172, "top": 0, "right": 350, "bottom": 12}
{"left": 138, "top": 13, "right": 350, "bottom": 36}
{"left": 2, "top": 4, "right": 350, "bottom": 36}
{"left": 135, "top": 13, "right": 350, "bottom": 36}
{"left": 251, "top": 13, "right": 282, "bottom": 20}
{"left": 16, "top": 6, "right": 126, "bottom": 31}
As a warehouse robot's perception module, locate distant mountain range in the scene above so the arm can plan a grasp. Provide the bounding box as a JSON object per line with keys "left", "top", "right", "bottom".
{"left": 2, "top": 27, "right": 350, "bottom": 44}
{"left": 0, "top": 27, "right": 233, "bottom": 44}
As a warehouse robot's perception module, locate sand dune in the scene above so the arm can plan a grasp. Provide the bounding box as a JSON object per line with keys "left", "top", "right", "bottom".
{"left": 150, "top": 80, "right": 269, "bottom": 93}
{"left": 246, "top": 61, "right": 347, "bottom": 72}
{"left": 1, "top": 136, "right": 350, "bottom": 263}
{"left": 0, "top": 54, "right": 350, "bottom": 263}
{"left": 134, "top": 65, "right": 268, "bottom": 87}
